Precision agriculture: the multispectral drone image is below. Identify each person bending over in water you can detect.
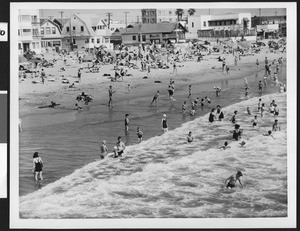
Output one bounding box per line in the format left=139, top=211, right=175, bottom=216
left=32, top=152, right=43, bottom=181
left=187, top=131, right=194, bottom=143
left=231, top=124, right=243, bottom=141
left=225, top=171, right=243, bottom=189
left=262, top=130, right=275, bottom=139
left=219, top=141, right=230, bottom=150
left=100, top=140, right=108, bottom=159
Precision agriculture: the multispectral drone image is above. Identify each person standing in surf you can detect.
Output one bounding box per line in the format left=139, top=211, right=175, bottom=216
left=124, top=114, right=129, bottom=131
left=32, top=152, right=43, bottom=181
left=187, top=85, right=192, bottom=98
left=187, top=131, right=194, bottom=143
left=136, top=127, right=143, bottom=143
left=209, top=108, right=216, bottom=123
left=114, top=136, right=126, bottom=158
left=100, top=140, right=108, bottom=159
left=224, top=171, right=243, bottom=189
left=231, top=124, right=243, bottom=141
left=108, top=85, right=116, bottom=107
left=150, top=90, right=160, bottom=106
left=162, top=114, right=168, bottom=133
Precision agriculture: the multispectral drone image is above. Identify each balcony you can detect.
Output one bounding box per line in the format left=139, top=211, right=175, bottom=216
left=31, top=21, right=40, bottom=25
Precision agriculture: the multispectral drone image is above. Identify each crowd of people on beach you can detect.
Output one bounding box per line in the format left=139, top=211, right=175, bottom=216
left=23, top=40, right=286, bottom=190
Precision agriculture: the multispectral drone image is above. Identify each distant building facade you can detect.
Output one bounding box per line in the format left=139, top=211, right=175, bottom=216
left=18, top=9, right=42, bottom=54
left=141, top=9, right=157, bottom=24
left=252, top=15, right=286, bottom=38
left=61, top=14, right=113, bottom=51
left=157, top=8, right=188, bottom=23
left=40, top=19, right=62, bottom=52
left=121, top=23, right=187, bottom=45
left=187, top=13, right=254, bottom=39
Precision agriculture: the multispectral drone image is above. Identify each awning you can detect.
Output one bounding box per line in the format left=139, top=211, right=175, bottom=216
left=208, top=18, right=238, bottom=22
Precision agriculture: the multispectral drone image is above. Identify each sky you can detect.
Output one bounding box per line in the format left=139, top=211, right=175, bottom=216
left=40, top=8, right=286, bottom=24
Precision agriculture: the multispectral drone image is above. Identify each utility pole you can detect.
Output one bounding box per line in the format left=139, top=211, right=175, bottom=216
left=124, top=12, right=129, bottom=31
left=259, top=8, right=262, bottom=25
left=106, top=13, right=113, bottom=29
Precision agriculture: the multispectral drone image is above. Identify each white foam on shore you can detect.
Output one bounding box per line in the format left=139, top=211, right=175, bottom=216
left=19, top=92, right=287, bottom=219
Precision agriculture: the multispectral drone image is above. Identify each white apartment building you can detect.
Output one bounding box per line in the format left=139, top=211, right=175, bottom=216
left=187, top=13, right=252, bottom=39
left=156, top=8, right=188, bottom=23
left=18, top=9, right=42, bottom=54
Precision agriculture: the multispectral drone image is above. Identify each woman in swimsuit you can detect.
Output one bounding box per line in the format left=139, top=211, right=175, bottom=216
left=225, top=171, right=243, bottom=189
left=32, top=152, right=43, bottom=181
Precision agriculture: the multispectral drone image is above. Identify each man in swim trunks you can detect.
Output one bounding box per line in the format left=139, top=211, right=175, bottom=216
left=272, top=119, right=281, bottom=131
left=100, top=140, right=108, bottom=159
left=225, top=171, right=243, bottom=189
left=124, top=114, right=129, bottom=131
left=162, top=114, right=168, bottom=133
left=108, top=85, right=116, bottom=107
left=150, top=90, right=160, bottom=106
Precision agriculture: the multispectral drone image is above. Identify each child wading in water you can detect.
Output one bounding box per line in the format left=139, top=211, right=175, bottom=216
left=136, top=127, right=143, bottom=143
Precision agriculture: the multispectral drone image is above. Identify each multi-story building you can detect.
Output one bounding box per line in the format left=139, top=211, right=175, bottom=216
left=187, top=13, right=254, bottom=39
left=61, top=14, right=113, bottom=51
left=157, top=8, right=188, bottom=23
left=251, top=15, right=286, bottom=38
left=141, top=9, right=157, bottom=24
left=40, top=19, right=62, bottom=52
left=18, top=9, right=42, bottom=54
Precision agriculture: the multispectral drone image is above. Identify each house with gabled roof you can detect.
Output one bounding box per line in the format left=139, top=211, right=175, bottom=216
left=61, top=13, right=113, bottom=51
left=40, top=19, right=62, bottom=52
left=120, top=22, right=187, bottom=45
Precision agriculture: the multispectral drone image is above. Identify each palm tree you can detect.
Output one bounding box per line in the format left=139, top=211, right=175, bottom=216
left=188, top=8, right=196, bottom=16
left=242, top=17, right=250, bottom=35
left=175, top=8, right=184, bottom=21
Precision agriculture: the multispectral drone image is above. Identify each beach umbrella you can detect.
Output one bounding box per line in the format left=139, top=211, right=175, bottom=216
left=256, top=41, right=266, bottom=47
left=19, top=56, right=28, bottom=63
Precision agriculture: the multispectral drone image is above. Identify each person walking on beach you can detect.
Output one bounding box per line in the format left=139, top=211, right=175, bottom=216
left=172, top=62, right=177, bottom=74
left=41, top=69, right=46, bottom=84
left=100, top=140, right=108, bottom=159
left=256, top=59, right=259, bottom=68
left=108, top=85, right=116, bottom=107
left=225, top=171, right=243, bottom=189
left=187, top=85, right=192, bottom=98
left=187, top=131, right=194, bottom=143
left=150, top=90, right=160, bottom=106
left=214, top=86, right=221, bottom=97
left=226, top=65, right=230, bottom=75
left=230, top=110, right=238, bottom=124
left=136, top=127, right=143, bottom=143
left=251, top=115, right=258, bottom=128
left=32, top=152, right=43, bottom=181
left=162, top=114, right=168, bottom=133
left=77, top=68, right=82, bottom=83
left=272, top=119, right=281, bottom=131
left=124, top=114, right=129, bottom=131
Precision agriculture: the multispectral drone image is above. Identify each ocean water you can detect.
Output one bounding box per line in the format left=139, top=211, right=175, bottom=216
left=19, top=59, right=287, bottom=218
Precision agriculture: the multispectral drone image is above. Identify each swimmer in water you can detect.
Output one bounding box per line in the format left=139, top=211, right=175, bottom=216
left=272, top=119, right=281, bottom=131
left=224, top=171, right=243, bottom=189
left=219, top=141, right=231, bottom=150
left=247, top=107, right=251, bottom=115
left=100, top=140, right=108, bottom=159
left=187, top=131, right=194, bottom=143
left=239, top=141, right=246, bottom=147
left=262, top=130, right=275, bottom=139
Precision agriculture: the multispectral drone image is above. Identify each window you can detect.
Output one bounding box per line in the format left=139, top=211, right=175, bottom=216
left=18, top=43, right=22, bottom=50
left=66, top=27, right=70, bottom=32
left=53, top=41, right=61, bottom=46
left=23, top=29, right=31, bottom=33
left=105, top=38, right=109, bottom=43
left=47, top=42, right=52, bottom=47
left=41, top=28, right=44, bottom=34
left=192, top=22, right=194, bottom=28
left=97, top=38, right=100, bottom=43
left=32, top=42, right=35, bottom=49
left=73, top=39, right=76, bottom=44
left=46, top=27, right=51, bottom=34
left=36, top=42, right=39, bottom=49
left=67, top=38, right=70, bottom=43
left=132, top=35, right=136, bottom=40
left=73, top=26, right=75, bottom=31
left=81, top=26, right=84, bottom=32
left=18, top=29, right=20, bottom=36
left=91, top=38, right=94, bottom=43
left=203, top=21, right=206, bottom=27
left=142, top=35, right=146, bottom=42
left=52, top=27, right=56, bottom=34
